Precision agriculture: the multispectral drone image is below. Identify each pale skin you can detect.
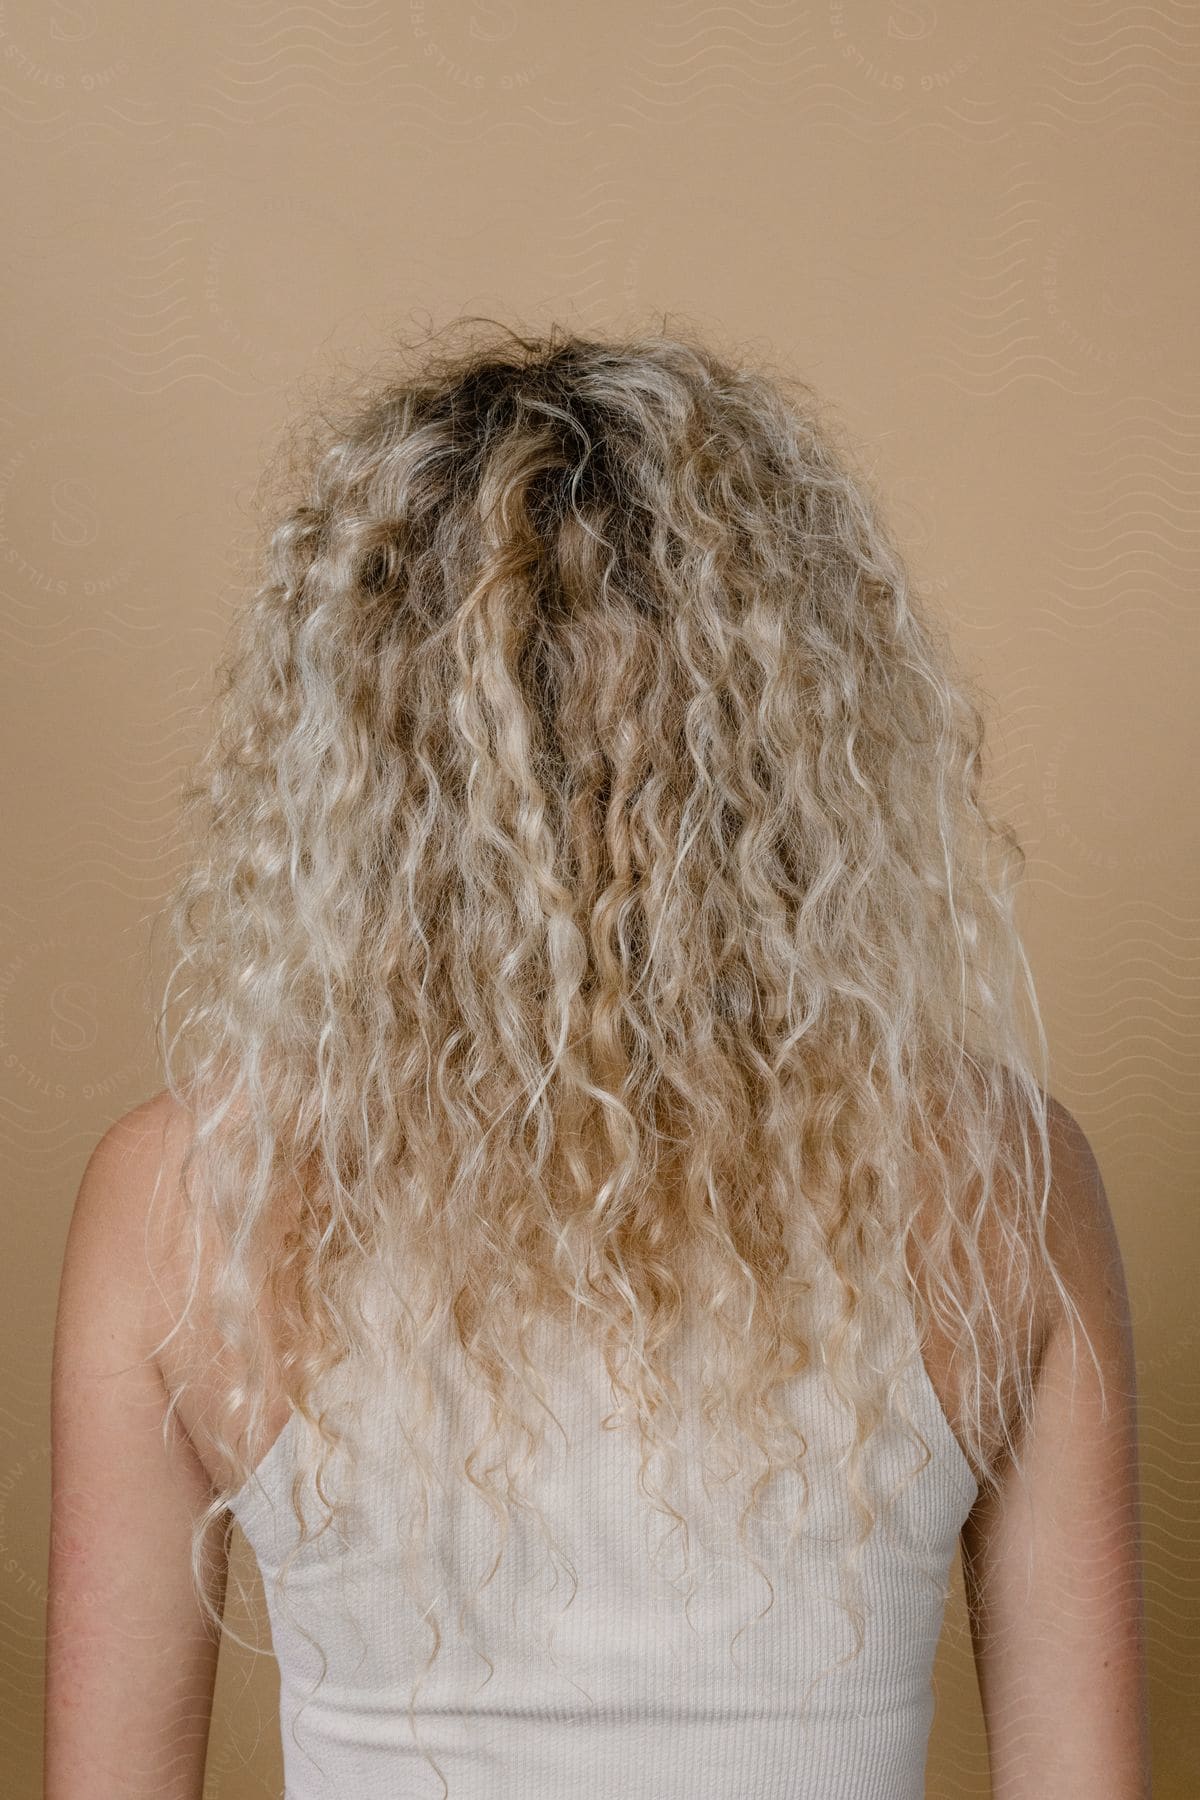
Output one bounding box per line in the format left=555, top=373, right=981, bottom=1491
left=45, top=1088, right=1150, bottom=1798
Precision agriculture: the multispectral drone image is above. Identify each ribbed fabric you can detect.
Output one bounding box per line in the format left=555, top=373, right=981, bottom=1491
left=230, top=1263, right=978, bottom=1800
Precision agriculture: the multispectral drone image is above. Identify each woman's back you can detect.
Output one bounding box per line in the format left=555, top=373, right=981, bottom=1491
left=228, top=1250, right=977, bottom=1800
left=45, top=325, right=1148, bottom=1800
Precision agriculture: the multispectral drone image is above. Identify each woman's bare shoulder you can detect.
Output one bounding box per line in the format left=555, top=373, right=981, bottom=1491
left=73, top=1084, right=288, bottom=1280
left=79, top=1085, right=189, bottom=1173
left=911, top=1086, right=1125, bottom=1483
left=68, top=1090, right=257, bottom=1455
left=47, top=1089, right=240, bottom=1797
left=67, top=1090, right=193, bottom=1304
left=959, top=1097, right=1148, bottom=1793
left=1040, top=1094, right=1128, bottom=1318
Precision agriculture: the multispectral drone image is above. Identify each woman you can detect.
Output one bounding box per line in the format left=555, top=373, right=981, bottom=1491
left=46, top=321, right=1149, bottom=1798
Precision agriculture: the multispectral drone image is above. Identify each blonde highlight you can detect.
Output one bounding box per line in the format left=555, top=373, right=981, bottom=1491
left=150, top=316, right=1082, bottom=1787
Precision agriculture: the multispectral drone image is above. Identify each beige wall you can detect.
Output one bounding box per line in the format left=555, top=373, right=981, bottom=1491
left=5, top=2, right=1196, bottom=1793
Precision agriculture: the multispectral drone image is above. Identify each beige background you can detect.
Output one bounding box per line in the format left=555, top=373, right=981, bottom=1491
left=4, top=2, right=1197, bottom=1794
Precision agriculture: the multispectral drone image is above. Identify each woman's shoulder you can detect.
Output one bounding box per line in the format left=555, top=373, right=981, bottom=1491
left=912, top=1088, right=1123, bottom=1486
left=1040, top=1094, right=1125, bottom=1306
left=73, top=1084, right=292, bottom=1273
left=956, top=1100, right=1147, bottom=1789
left=69, top=1088, right=227, bottom=1316
left=62, top=1087, right=203, bottom=1397
left=78, top=1085, right=188, bottom=1174
left=65, top=1088, right=290, bottom=1489
left=66, top=1090, right=192, bottom=1308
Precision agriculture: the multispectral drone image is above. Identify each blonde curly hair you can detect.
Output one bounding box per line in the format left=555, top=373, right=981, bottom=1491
left=151, top=315, right=1081, bottom=1761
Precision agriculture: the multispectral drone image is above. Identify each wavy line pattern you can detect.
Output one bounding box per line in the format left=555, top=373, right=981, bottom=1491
left=3, top=0, right=1197, bottom=1795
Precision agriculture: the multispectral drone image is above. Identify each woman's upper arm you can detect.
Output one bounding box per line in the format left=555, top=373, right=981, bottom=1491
left=961, top=1099, right=1151, bottom=1800
left=45, top=1093, right=229, bottom=1800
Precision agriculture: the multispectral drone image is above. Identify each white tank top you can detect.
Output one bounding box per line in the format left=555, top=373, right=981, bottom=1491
left=229, top=1260, right=978, bottom=1800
